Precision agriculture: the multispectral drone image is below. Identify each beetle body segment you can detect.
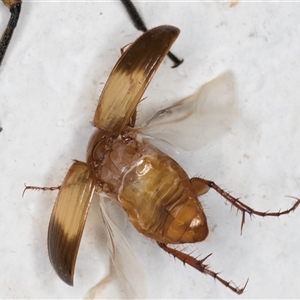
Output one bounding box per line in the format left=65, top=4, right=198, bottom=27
left=87, top=129, right=208, bottom=244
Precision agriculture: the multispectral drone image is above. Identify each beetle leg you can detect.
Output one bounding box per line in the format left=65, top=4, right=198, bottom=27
left=120, top=0, right=183, bottom=68
left=0, top=0, right=22, bottom=66
left=22, top=184, right=61, bottom=197
left=190, top=177, right=210, bottom=195
left=128, top=109, right=137, bottom=128
left=191, top=177, right=300, bottom=233
left=157, top=242, right=248, bottom=295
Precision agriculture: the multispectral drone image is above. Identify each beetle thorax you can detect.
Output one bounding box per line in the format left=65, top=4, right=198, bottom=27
left=87, top=129, right=159, bottom=195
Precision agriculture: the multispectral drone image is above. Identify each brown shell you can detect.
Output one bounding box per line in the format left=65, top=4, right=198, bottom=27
left=48, top=161, right=95, bottom=285
left=93, top=25, right=180, bottom=136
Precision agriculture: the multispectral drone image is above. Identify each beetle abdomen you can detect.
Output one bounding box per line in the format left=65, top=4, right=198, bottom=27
left=118, top=151, right=208, bottom=244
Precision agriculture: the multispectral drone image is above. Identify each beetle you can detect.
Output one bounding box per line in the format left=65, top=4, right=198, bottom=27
left=23, top=23, right=300, bottom=296
left=0, top=0, right=22, bottom=66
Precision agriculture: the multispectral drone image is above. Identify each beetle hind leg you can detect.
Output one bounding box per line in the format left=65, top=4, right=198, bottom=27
left=157, top=242, right=248, bottom=295
left=191, top=177, right=300, bottom=233
left=190, top=177, right=210, bottom=196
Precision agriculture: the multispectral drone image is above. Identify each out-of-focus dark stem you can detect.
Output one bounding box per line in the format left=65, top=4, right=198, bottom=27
left=0, top=1, right=22, bottom=66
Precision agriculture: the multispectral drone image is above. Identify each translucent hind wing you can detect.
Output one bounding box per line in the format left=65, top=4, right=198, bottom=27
left=139, top=71, right=238, bottom=151
left=92, top=197, right=146, bottom=299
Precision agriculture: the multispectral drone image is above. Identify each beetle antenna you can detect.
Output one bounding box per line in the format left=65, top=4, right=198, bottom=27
left=120, top=0, right=183, bottom=68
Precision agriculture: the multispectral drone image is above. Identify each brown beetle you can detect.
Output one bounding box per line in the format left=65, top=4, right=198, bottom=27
left=24, top=24, right=300, bottom=296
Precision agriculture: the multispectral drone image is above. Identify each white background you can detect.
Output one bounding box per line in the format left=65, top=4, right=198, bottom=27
left=1, top=0, right=300, bottom=299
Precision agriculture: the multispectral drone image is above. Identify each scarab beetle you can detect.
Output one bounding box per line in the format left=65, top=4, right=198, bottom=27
left=24, top=24, right=299, bottom=296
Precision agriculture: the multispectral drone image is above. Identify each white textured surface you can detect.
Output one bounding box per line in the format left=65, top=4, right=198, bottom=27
left=1, top=1, right=300, bottom=299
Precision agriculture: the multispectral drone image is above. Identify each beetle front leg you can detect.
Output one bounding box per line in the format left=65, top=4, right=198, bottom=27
left=22, top=184, right=61, bottom=197
left=128, top=109, right=137, bottom=128
left=191, top=177, right=300, bottom=233
left=157, top=242, right=248, bottom=295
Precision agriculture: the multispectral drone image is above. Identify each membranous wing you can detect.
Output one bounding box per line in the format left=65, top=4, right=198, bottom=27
left=86, top=197, right=146, bottom=299
left=139, top=71, right=238, bottom=151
